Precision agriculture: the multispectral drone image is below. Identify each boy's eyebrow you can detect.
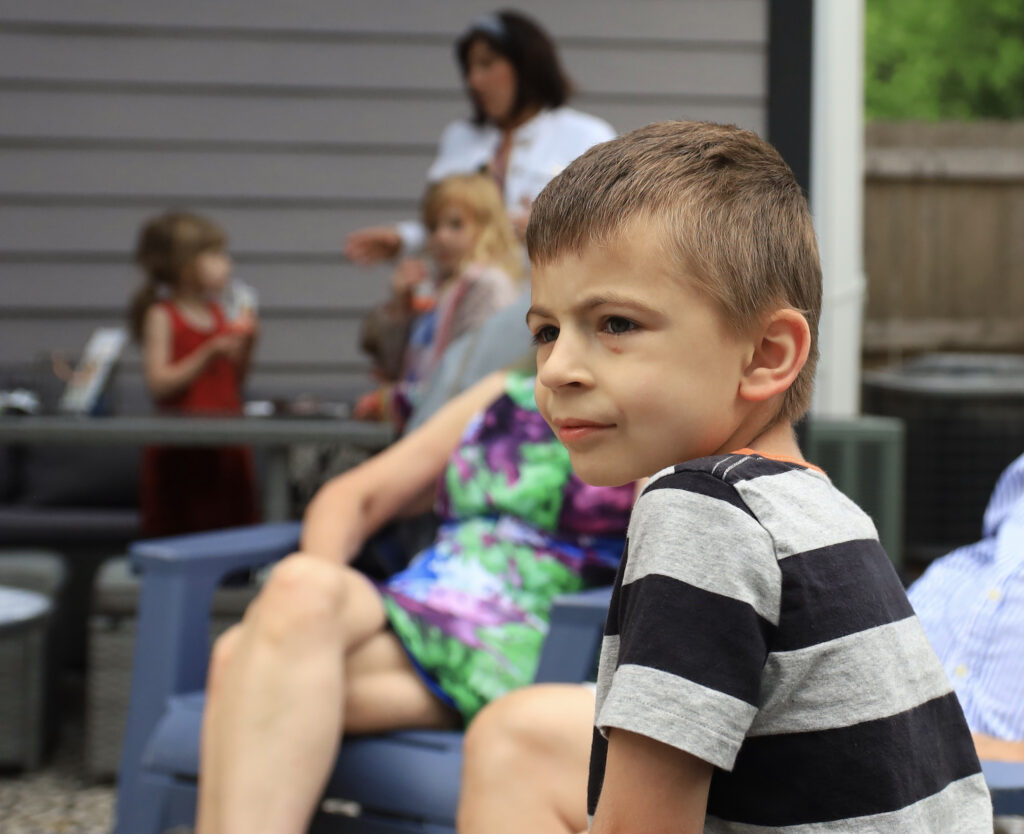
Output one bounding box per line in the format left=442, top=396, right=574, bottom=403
left=525, top=304, right=549, bottom=324
left=527, top=293, right=658, bottom=324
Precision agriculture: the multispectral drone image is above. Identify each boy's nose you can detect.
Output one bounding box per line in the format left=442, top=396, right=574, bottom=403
left=537, top=332, right=592, bottom=390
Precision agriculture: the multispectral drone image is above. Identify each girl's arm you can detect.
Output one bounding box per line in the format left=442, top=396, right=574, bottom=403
left=344, top=226, right=403, bottom=264
left=301, top=371, right=508, bottom=564
left=141, top=305, right=242, bottom=401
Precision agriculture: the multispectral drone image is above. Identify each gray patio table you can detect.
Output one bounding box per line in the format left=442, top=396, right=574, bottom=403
left=0, top=414, right=394, bottom=521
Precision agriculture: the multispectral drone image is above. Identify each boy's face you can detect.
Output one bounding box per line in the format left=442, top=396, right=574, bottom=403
left=529, top=225, right=754, bottom=486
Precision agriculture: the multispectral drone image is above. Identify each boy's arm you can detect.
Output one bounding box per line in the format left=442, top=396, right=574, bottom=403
left=590, top=728, right=712, bottom=834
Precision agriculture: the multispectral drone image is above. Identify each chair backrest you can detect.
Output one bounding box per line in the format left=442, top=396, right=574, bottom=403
left=534, top=587, right=611, bottom=684
left=982, top=759, right=1024, bottom=816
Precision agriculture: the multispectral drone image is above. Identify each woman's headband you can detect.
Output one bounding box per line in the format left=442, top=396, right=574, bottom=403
left=463, top=13, right=506, bottom=44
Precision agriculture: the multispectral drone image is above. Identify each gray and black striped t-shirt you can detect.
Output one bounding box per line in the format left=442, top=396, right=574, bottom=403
left=589, top=452, right=992, bottom=832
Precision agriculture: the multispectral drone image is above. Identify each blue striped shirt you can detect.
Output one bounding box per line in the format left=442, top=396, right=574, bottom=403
left=908, top=452, right=1024, bottom=740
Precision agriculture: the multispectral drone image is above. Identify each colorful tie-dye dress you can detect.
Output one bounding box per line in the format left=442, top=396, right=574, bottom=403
left=379, top=372, right=634, bottom=720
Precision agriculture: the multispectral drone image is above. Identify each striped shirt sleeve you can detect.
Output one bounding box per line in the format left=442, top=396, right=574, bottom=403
left=594, top=469, right=780, bottom=771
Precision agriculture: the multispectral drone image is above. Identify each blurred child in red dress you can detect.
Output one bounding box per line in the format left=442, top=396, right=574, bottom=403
left=128, top=211, right=260, bottom=536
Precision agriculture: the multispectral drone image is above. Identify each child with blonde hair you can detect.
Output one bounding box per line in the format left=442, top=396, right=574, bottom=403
left=356, top=173, right=523, bottom=425
left=129, top=210, right=259, bottom=536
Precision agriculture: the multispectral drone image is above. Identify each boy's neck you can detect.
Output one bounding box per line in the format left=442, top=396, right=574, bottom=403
left=733, top=419, right=804, bottom=462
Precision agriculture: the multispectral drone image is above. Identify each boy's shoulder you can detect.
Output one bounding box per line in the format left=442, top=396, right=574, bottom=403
left=638, top=451, right=876, bottom=553
left=642, top=451, right=826, bottom=496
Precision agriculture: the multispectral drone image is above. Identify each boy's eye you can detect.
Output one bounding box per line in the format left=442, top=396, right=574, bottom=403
left=602, top=316, right=637, bottom=335
left=531, top=324, right=558, bottom=345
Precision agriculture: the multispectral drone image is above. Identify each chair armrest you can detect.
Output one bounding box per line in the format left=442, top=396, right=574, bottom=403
left=117, top=521, right=301, bottom=810
left=126, top=520, right=302, bottom=696
left=534, top=586, right=612, bottom=684
left=131, top=520, right=303, bottom=577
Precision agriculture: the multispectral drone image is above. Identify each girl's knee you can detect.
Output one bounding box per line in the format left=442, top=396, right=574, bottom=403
left=207, top=623, right=244, bottom=695
left=250, top=554, right=349, bottom=645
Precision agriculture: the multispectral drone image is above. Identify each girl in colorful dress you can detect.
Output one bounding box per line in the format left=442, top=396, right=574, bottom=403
left=196, top=370, right=636, bottom=834
left=356, top=173, right=523, bottom=425
left=128, top=211, right=260, bottom=536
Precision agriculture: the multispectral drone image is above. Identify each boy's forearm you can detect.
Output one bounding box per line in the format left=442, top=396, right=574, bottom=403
left=590, top=729, right=711, bottom=834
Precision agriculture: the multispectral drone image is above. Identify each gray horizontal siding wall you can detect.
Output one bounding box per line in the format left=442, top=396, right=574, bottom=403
left=0, top=0, right=768, bottom=399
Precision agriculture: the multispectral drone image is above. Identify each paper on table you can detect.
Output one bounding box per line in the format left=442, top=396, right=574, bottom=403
left=59, top=327, right=128, bottom=415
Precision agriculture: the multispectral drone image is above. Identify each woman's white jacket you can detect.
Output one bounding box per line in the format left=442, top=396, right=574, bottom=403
left=396, top=107, right=616, bottom=253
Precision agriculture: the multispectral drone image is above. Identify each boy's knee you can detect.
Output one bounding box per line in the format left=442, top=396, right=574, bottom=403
left=250, top=554, right=348, bottom=645
left=464, top=688, right=546, bottom=771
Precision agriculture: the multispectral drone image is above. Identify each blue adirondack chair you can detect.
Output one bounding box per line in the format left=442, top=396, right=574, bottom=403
left=112, top=521, right=612, bottom=834
left=984, top=759, right=1024, bottom=817
left=112, top=521, right=1024, bottom=831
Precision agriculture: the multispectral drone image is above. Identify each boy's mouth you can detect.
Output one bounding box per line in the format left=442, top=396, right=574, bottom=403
left=552, top=418, right=614, bottom=445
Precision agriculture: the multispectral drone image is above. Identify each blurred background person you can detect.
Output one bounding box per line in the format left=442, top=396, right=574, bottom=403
left=128, top=211, right=259, bottom=536
left=344, top=9, right=615, bottom=263
left=355, top=173, right=523, bottom=427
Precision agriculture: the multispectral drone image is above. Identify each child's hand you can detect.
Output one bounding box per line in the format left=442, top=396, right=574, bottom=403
left=230, top=310, right=259, bottom=338
left=391, top=258, right=429, bottom=296
left=209, top=332, right=248, bottom=364
left=345, top=226, right=402, bottom=264
left=353, top=386, right=392, bottom=421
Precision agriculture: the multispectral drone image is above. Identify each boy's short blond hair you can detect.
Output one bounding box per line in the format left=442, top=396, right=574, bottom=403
left=527, top=120, right=821, bottom=424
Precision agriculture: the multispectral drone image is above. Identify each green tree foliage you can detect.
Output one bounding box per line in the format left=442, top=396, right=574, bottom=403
left=865, top=0, right=1024, bottom=119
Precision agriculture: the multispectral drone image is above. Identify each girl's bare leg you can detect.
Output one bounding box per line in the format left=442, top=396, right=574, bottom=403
left=457, top=684, right=596, bottom=834
left=196, top=555, right=455, bottom=834
left=343, top=629, right=460, bottom=734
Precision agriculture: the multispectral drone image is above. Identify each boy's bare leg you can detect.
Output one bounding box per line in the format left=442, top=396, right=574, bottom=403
left=457, top=684, right=596, bottom=834
left=196, top=555, right=455, bottom=834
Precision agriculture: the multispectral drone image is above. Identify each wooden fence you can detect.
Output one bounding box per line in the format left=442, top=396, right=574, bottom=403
left=863, top=121, right=1024, bottom=360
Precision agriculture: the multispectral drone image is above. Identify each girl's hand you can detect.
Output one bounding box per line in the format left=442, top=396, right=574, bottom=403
left=391, top=258, right=429, bottom=296
left=209, top=332, right=248, bottom=364
left=345, top=226, right=402, bottom=264
left=230, top=310, right=259, bottom=337
left=353, top=386, right=392, bottom=421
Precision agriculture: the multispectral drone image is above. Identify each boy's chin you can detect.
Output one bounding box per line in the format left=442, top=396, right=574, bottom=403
left=571, top=459, right=640, bottom=489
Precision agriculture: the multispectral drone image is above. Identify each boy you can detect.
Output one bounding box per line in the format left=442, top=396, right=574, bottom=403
left=523, top=121, right=992, bottom=831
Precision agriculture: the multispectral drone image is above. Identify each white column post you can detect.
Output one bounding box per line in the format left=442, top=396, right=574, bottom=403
left=809, top=0, right=866, bottom=417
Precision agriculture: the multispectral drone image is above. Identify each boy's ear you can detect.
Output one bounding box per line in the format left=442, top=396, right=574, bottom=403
left=738, top=308, right=811, bottom=403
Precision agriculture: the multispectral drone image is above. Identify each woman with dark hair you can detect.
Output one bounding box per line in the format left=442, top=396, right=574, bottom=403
left=345, top=9, right=615, bottom=263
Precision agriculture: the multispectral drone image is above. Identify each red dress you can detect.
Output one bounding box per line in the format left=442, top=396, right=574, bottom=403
left=140, top=301, right=259, bottom=536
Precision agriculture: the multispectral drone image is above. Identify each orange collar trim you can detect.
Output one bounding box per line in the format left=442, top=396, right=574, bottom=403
left=730, top=448, right=827, bottom=476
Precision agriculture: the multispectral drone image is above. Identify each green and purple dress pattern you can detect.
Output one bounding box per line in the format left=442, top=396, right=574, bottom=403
left=379, top=372, right=633, bottom=720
